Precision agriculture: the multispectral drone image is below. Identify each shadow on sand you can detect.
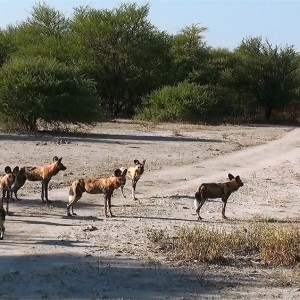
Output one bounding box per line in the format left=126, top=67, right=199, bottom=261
left=0, top=253, right=275, bottom=299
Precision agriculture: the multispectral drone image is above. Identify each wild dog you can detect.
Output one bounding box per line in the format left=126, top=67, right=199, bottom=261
left=0, top=204, right=5, bottom=240
left=0, top=166, right=19, bottom=214
left=11, top=156, right=67, bottom=203
left=194, top=173, right=244, bottom=220
left=123, top=159, right=146, bottom=200
left=67, top=168, right=127, bottom=218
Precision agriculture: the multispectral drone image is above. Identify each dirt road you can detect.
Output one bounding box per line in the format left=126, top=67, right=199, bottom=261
left=0, top=122, right=299, bottom=299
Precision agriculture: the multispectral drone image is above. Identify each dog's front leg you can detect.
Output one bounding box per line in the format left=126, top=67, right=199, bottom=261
left=107, top=192, right=114, bottom=217
left=44, top=179, right=51, bottom=203
left=120, top=185, right=126, bottom=198
left=104, top=194, right=109, bottom=218
left=0, top=226, right=4, bottom=240
left=132, top=181, right=137, bottom=200
left=3, top=191, right=10, bottom=215
left=221, top=196, right=229, bottom=219
left=5, top=195, right=9, bottom=215
left=41, top=180, right=45, bottom=202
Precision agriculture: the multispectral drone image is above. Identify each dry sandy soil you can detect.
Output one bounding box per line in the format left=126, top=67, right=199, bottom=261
left=0, top=120, right=300, bottom=299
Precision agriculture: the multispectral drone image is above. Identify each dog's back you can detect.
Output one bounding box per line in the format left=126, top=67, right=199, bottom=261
left=197, top=183, right=229, bottom=200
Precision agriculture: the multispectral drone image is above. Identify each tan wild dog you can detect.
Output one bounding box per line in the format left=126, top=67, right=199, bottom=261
left=11, top=156, right=67, bottom=203
left=122, top=159, right=146, bottom=200
left=194, top=173, right=244, bottom=220
left=1, top=166, right=19, bottom=214
left=0, top=203, right=5, bottom=240
left=67, top=168, right=127, bottom=218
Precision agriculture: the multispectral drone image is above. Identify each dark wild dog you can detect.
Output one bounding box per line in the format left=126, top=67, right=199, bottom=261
left=0, top=204, right=5, bottom=240
left=11, top=156, right=67, bottom=203
left=194, top=173, right=244, bottom=220
left=122, top=159, right=146, bottom=200
left=1, top=166, right=19, bottom=214
left=67, top=168, right=127, bottom=218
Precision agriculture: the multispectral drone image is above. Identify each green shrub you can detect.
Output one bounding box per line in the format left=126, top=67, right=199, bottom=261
left=0, top=55, right=101, bottom=131
left=136, top=81, right=224, bottom=123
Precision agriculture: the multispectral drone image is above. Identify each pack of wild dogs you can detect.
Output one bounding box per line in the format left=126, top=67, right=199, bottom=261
left=0, top=156, right=244, bottom=240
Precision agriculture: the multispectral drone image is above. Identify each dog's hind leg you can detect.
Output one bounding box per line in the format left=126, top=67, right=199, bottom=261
left=67, top=195, right=82, bottom=216
left=67, top=185, right=83, bottom=216
left=194, top=197, right=206, bottom=220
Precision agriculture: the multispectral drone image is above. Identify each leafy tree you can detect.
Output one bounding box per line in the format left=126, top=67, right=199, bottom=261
left=0, top=56, right=101, bottom=131
left=171, top=24, right=209, bottom=83
left=71, top=3, right=173, bottom=117
left=11, top=2, right=76, bottom=64
left=190, top=48, right=236, bottom=85
left=233, top=37, right=300, bottom=119
left=0, top=29, right=18, bottom=67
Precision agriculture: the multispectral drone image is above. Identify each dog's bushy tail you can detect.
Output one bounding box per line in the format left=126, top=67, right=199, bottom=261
left=194, top=185, right=206, bottom=209
left=195, top=185, right=205, bottom=200
left=194, top=186, right=202, bottom=209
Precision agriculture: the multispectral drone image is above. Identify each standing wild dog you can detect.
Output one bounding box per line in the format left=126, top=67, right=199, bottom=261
left=0, top=166, right=19, bottom=214
left=11, top=156, right=67, bottom=203
left=122, top=159, right=146, bottom=200
left=67, top=168, right=127, bottom=218
left=0, top=204, right=5, bottom=240
left=194, top=173, right=244, bottom=220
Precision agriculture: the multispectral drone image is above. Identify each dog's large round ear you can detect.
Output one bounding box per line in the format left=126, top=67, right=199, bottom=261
left=228, top=173, right=234, bottom=180
left=114, top=169, right=122, bottom=177
left=134, top=159, right=140, bottom=165
left=4, top=166, right=12, bottom=174
left=13, top=166, right=20, bottom=173
left=122, top=168, right=128, bottom=176
left=53, top=156, right=59, bottom=162
left=142, top=159, right=146, bottom=165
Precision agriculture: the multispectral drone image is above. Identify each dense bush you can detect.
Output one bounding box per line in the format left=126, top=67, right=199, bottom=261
left=136, top=81, right=227, bottom=122
left=0, top=56, right=101, bottom=131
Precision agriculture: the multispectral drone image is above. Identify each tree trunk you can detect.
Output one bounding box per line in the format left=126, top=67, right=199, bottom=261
left=264, top=105, right=272, bottom=120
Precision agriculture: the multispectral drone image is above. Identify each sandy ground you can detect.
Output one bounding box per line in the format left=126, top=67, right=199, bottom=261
left=0, top=120, right=300, bottom=299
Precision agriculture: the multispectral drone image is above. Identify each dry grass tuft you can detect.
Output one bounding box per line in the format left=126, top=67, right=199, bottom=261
left=147, top=223, right=300, bottom=266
